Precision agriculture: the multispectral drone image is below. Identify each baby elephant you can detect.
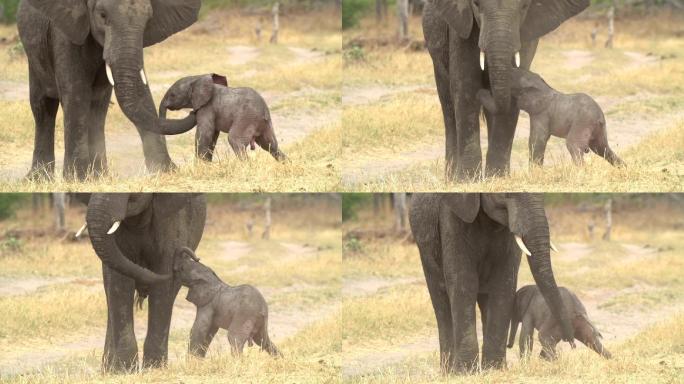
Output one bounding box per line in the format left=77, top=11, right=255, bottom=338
left=477, top=68, right=624, bottom=167
left=159, top=73, right=286, bottom=162
left=509, top=285, right=612, bottom=360
left=173, top=247, right=281, bottom=358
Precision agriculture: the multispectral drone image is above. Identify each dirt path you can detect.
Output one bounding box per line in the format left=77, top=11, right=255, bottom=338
left=342, top=241, right=684, bottom=378
left=342, top=90, right=684, bottom=186
left=0, top=240, right=337, bottom=377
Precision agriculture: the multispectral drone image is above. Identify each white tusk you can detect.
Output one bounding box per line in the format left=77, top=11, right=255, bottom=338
left=75, top=223, right=87, bottom=238
left=515, top=52, right=521, bottom=68
left=140, top=69, right=147, bottom=85
left=106, top=64, right=115, bottom=86
left=515, top=235, right=531, bottom=256
left=107, top=221, right=121, bottom=235
left=550, top=240, right=559, bottom=252
left=480, top=51, right=485, bottom=70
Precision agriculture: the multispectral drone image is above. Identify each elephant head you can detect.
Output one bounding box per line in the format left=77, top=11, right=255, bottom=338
left=26, top=0, right=201, bottom=135
left=158, top=73, right=228, bottom=134
left=444, top=193, right=574, bottom=343
left=432, top=0, right=588, bottom=112
left=86, top=193, right=196, bottom=285
left=477, top=69, right=554, bottom=114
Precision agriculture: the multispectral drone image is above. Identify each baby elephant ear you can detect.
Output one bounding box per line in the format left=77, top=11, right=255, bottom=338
left=211, top=74, right=228, bottom=87
left=190, top=75, right=215, bottom=110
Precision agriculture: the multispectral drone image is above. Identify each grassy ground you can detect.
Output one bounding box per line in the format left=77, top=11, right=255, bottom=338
left=341, top=11, right=684, bottom=192
left=0, top=195, right=342, bottom=383
left=341, top=194, right=684, bottom=383
left=0, top=7, right=341, bottom=192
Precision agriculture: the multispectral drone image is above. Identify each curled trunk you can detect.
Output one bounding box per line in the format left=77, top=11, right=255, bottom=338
left=86, top=195, right=170, bottom=285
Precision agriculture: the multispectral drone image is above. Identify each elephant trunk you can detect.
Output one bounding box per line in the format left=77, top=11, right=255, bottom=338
left=159, top=94, right=168, bottom=120
left=86, top=194, right=170, bottom=285
left=485, top=36, right=514, bottom=113
left=523, top=204, right=574, bottom=343
left=108, top=41, right=196, bottom=136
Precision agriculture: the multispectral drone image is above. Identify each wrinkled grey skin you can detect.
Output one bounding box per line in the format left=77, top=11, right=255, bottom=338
left=509, top=285, right=612, bottom=360
left=423, top=0, right=589, bottom=180
left=85, top=193, right=206, bottom=372
left=173, top=247, right=281, bottom=358
left=158, top=74, right=286, bottom=162
left=17, top=0, right=200, bottom=181
left=409, top=193, right=574, bottom=374
left=477, top=68, right=625, bottom=167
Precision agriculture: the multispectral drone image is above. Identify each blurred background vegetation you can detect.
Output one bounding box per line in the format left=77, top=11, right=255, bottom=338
left=342, top=0, right=684, bottom=29
left=0, top=0, right=340, bottom=24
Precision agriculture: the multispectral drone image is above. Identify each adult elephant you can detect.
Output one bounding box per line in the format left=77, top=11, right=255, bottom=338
left=17, top=0, right=200, bottom=180
left=83, top=193, right=206, bottom=372
left=409, top=193, right=574, bottom=373
left=423, top=0, right=589, bottom=180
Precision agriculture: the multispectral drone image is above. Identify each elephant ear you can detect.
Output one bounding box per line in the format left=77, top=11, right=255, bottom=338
left=521, top=0, right=589, bottom=42
left=186, top=283, right=219, bottom=307
left=26, top=0, right=90, bottom=45
left=211, top=73, right=228, bottom=87
left=431, top=0, right=473, bottom=39
left=443, top=193, right=480, bottom=223
left=190, top=75, right=215, bottom=110
left=481, top=194, right=510, bottom=227
left=143, top=0, right=201, bottom=47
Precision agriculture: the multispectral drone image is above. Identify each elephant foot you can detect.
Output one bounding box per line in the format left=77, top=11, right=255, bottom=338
left=102, top=351, right=139, bottom=374
left=481, top=356, right=506, bottom=370
left=25, top=163, right=55, bottom=182
left=145, top=156, right=177, bottom=174
left=142, top=354, right=168, bottom=369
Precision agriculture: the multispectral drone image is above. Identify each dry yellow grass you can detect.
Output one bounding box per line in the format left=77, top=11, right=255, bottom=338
left=341, top=11, right=684, bottom=192
left=0, top=8, right=341, bottom=192
left=0, top=196, right=342, bottom=383
left=341, top=195, right=684, bottom=382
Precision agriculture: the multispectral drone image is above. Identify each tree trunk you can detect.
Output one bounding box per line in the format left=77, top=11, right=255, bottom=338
left=262, top=197, right=272, bottom=240
left=53, top=193, right=66, bottom=232
left=605, top=3, right=614, bottom=49
left=270, top=2, right=280, bottom=44
left=602, top=199, right=612, bottom=241
left=397, top=0, right=409, bottom=41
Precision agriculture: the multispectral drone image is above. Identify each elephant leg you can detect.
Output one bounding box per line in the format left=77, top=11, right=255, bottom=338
left=195, top=124, right=219, bottom=162
left=255, top=129, right=287, bottom=162
left=538, top=322, right=560, bottom=361
left=188, top=309, right=217, bottom=358
left=573, top=316, right=612, bottom=359
left=441, top=222, right=479, bottom=372
left=102, top=265, right=139, bottom=373
left=135, top=127, right=175, bottom=173
left=481, top=244, right=519, bottom=369
left=528, top=118, right=550, bottom=167
left=484, top=39, right=538, bottom=177
left=27, top=70, right=58, bottom=180
left=228, top=130, right=250, bottom=160
left=228, top=319, right=255, bottom=357
left=87, top=85, right=112, bottom=176
left=518, top=316, right=534, bottom=359
left=589, top=133, right=624, bottom=167
left=449, top=26, right=484, bottom=181
left=60, top=87, right=93, bottom=181
left=417, top=238, right=456, bottom=373
left=142, top=257, right=181, bottom=368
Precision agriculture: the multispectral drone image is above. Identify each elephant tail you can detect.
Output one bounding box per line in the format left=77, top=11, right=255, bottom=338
left=134, top=285, right=149, bottom=310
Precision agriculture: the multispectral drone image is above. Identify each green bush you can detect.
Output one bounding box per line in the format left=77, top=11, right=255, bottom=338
left=342, top=193, right=371, bottom=221
left=342, top=0, right=370, bottom=29
left=0, top=0, right=20, bottom=24
left=0, top=194, right=27, bottom=220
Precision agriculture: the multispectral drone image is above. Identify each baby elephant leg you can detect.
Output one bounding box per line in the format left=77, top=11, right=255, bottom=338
left=195, top=126, right=220, bottom=162
left=256, top=127, right=287, bottom=162
left=189, top=310, right=218, bottom=358
left=589, top=133, right=625, bottom=167
left=573, top=316, right=612, bottom=359
left=538, top=321, right=560, bottom=361
left=528, top=119, right=550, bottom=166
left=227, top=130, right=251, bottom=161
left=227, top=319, right=255, bottom=357
left=566, top=124, right=591, bottom=166
left=253, top=323, right=282, bottom=358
